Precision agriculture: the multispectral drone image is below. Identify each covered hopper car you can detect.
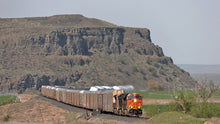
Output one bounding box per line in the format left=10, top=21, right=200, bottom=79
left=41, top=85, right=143, bottom=116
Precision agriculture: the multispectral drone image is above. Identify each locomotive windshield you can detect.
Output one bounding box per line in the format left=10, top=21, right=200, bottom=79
left=128, top=95, right=134, bottom=100
left=127, top=94, right=142, bottom=100
left=135, top=95, right=142, bottom=100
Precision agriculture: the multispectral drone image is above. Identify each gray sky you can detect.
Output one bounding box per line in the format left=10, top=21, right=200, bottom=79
left=0, top=0, right=220, bottom=64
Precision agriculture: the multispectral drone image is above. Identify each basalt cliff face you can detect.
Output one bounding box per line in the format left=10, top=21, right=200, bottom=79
left=0, top=15, right=195, bottom=93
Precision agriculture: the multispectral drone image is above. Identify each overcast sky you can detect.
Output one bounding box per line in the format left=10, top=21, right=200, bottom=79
left=0, top=0, right=219, bottom=65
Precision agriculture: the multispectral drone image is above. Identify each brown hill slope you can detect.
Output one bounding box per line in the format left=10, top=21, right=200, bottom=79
left=0, top=15, right=195, bottom=93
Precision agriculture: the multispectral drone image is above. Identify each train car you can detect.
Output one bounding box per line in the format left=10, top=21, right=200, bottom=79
left=82, top=90, right=99, bottom=110
left=41, top=85, right=143, bottom=116
left=55, top=87, right=61, bottom=101
left=102, top=90, right=114, bottom=112
left=41, top=85, right=46, bottom=97
left=65, top=89, right=72, bottom=104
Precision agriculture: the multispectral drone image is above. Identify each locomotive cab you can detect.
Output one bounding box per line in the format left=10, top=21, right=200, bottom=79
left=127, top=93, right=143, bottom=116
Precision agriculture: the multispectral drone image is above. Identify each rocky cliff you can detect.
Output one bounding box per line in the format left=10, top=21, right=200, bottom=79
left=0, top=15, right=195, bottom=93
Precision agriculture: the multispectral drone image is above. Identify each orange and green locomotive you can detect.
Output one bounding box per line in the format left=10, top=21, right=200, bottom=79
left=113, top=92, right=143, bottom=116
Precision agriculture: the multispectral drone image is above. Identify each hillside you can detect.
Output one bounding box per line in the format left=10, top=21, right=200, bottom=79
left=0, top=14, right=195, bottom=93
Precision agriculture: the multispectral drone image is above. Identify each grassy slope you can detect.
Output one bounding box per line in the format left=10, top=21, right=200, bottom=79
left=146, top=112, right=205, bottom=124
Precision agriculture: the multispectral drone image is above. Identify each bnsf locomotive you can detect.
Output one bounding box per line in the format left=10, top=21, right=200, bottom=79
left=41, top=85, right=143, bottom=116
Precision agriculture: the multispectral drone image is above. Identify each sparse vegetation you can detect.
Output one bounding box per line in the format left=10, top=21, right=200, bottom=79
left=190, top=103, right=220, bottom=118
left=65, top=112, right=78, bottom=123
left=146, top=80, right=164, bottom=91
left=0, top=95, right=17, bottom=106
left=3, top=114, right=10, bottom=122
left=171, top=80, right=220, bottom=118
left=146, top=112, right=205, bottom=124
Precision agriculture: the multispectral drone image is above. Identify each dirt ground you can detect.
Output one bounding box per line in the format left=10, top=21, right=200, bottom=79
left=143, top=99, right=174, bottom=105
left=204, top=117, right=220, bottom=124
left=0, top=94, right=68, bottom=123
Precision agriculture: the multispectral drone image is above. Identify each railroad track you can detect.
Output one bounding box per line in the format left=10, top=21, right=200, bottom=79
left=36, top=95, right=149, bottom=122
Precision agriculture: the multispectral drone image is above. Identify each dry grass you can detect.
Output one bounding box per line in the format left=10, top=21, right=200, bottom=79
left=0, top=95, right=68, bottom=123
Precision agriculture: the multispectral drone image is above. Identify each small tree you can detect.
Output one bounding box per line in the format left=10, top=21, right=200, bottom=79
left=190, top=79, right=219, bottom=118
left=173, top=90, right=196, bottom=113
left=193, top=79, right=218, bottom=103
left=173, top=78, right=219, bottom=117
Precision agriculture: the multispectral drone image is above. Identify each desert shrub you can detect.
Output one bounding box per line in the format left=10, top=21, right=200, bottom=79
left=132, top=66, right=138, bottom=73
left=154, top=63, right=160, bottom=68
left=149, top=67, right=155, bottom=72
left=147, top=80, right=164, bottom=91
left=152, top=70, right=158, bottom=77
left=139, top=68, right=146, bottom=75
left=159, top=70, right=166, bottom=76
left=166, top=77, right=173, bottom=82
left=119, top=58, right=127, bottom=65
left=146, top=57, right=152, bottom=65
left=135, top=49, right=142, bottom=55
left=143, top=76, right=147, bottom=80
left=172, top=71, right=177, bottom=77
left=3, top=114, right=10, bottom=121
left=117, top=67, right=122, bottom=72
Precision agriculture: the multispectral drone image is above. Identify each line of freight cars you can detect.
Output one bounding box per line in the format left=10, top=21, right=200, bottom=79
left=41, top=85, right=143, bottom=116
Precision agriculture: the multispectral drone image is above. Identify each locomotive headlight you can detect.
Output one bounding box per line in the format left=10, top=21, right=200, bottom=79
left=134, top=99, right=137, bottom=102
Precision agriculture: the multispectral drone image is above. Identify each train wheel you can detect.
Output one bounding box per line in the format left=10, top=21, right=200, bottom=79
left=92, top=109, right=101, bottom=116
left=119, top=110, right=122, bottom=115
left=113, top=109, right=117, bottom=114
left=124, top=110, right=128, bottom=116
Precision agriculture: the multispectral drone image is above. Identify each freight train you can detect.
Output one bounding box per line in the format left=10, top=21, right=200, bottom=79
left=41, top=85, right=143, bottom=116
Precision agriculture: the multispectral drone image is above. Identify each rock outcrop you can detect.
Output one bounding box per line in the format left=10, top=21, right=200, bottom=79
left=0, top=15, right=196, bottom=92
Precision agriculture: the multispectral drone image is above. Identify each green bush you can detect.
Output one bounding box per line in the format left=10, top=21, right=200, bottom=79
left=0, top=95, right=17, bottom=106
left=190, top=103, right=220, bottom=118
left=143, top=105, right=160, bottom=117
left=173, top=90, right=196, bottom=113
left=154, top=63, right=160, bottom=68
left=172, top=90, right=220, bottom=118
left=168, top=102, right=184, bottom=112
